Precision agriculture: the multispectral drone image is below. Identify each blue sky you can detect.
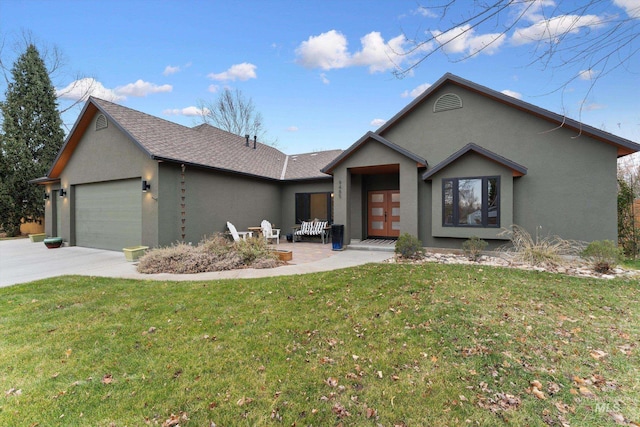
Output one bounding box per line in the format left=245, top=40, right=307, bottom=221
left=1, top=0, right=639, bottom=155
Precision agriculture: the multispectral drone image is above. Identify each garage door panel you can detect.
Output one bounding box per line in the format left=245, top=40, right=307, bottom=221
left=75, top=179, right=142, bottom=251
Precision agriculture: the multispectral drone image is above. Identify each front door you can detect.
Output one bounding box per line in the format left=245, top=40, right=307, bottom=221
left=367, top=190, right=400, bottom=238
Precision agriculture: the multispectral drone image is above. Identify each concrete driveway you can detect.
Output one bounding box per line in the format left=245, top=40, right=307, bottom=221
left=0, top=239, right=393, bottom=287
left=0, top=238, right=137, bottom=287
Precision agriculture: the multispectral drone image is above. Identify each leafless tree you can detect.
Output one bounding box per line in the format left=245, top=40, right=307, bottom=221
left=397, top=1, right=639, bottom=99
left=198, top=88, right=278, bottom=146
left=198, top=88, right=264, bottom=138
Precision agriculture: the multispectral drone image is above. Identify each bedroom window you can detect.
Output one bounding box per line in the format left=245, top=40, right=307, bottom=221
left=295, top=192, right=333, bottom=224
left=443, top=176, right=499, bottom=227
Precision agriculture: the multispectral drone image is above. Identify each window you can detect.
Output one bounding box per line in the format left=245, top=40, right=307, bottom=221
left=295, top=192, right=333, bottom=224
left=443, top=176, right=499, bottom=227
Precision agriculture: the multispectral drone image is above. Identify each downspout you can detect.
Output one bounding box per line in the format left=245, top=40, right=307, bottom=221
left=180, top=164, right=186, bottom=242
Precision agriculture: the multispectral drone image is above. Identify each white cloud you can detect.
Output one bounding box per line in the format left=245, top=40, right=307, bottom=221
left=614, top=0, right=640, bottom=18
left=584, top=103, right=606, bottom=111
left=163, top=65, right=180, bottom=76
left=295, top=30, right=410, bottom=73
left=511, top=14, right=604, bottom=46
left=413, top=6, right=438, bottom=18
left=208, top=84, right=219, bottom=93
left=286, top=126, right=299, bottom=132
left=115, top=80, right=172, bottom=97
left=295, top=30, right=350, bottom=70
left=351, top=32, right=407, bottom=73
left=163, top=106, right=209, bottom=117
left=431, top=25, right=506, bottom=56
left=320, top=73, right=330, bottom=84
left=401, top=82, right=431, bottom=98
left=370, top=118, right=386, bottom=127
left=56, top=78, right=125, bottom=102
left=578, top=69, right=599, bottom=80
left=501, top=89, right=522, bottom=99
left=516, top=0, right=557, bottom=22
left=208, top=63, right=257, bottom=81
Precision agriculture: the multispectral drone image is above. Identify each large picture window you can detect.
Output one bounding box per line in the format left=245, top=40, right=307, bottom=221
left=295, top=192, right=333, bottom=224
left=443, top=176, right=499, bottom=227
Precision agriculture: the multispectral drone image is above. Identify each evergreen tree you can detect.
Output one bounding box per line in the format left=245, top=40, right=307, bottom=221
left=0, top=44, right=64, bottom=236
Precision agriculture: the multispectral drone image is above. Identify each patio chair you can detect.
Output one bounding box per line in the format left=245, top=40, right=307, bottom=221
left=261, top=219, right=280, bottom=244
left=226, top=221, right=253, bottom=242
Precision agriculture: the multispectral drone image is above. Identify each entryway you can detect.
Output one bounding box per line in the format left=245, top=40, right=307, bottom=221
left=367, top=190, right=400, bottom=238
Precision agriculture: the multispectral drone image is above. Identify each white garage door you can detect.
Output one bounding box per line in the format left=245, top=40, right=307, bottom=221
left=75, top=179, right=142, bottom=251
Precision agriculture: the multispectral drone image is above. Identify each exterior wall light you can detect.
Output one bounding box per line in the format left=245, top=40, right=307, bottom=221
left=44, top=192, right=50, bottom=200
left=142, top=180, right=151, bottom=192
left=59, top=188, right=66, bottom=197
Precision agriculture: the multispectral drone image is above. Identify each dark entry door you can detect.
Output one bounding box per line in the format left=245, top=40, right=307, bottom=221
left=367, top=190, right=400, bottom=238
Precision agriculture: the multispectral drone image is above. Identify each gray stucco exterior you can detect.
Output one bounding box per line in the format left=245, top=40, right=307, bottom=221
left=36, top=73, right=639, bottom=252
left=324, top=73, right=639, bottom=249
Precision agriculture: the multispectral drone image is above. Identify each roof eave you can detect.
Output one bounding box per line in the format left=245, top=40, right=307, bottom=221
left=422, top=142, right=528, bottom=180
left=321, top=131, right=428, bottom=174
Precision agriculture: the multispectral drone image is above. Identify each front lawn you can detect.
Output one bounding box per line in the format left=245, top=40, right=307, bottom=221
left=1, top=264, right=638, bottom=426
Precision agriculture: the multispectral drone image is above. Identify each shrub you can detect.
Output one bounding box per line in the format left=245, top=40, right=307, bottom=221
left=462, top=236, right=488, bottom=261
left=581, top=240, right=623, bottom=273
left=395, top=233, right=423, bottom=259
left=137, top=234, right=279, bottom=274
left=499, top=225, right=584, bottom=267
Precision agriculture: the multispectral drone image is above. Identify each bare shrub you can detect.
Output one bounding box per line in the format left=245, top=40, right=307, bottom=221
left=499, top=225, right=585, bottom=267
left=136, top=234, right=280, bottom=274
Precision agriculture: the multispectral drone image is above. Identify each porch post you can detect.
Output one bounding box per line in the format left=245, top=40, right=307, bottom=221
left=399, top=160, right=419, bottom=237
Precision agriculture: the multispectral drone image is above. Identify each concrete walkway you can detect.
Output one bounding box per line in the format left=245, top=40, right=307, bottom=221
left=0, top=238, right=393, bottom=287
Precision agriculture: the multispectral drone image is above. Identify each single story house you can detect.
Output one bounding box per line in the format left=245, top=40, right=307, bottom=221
left=34, top=73, right=640, bottom=251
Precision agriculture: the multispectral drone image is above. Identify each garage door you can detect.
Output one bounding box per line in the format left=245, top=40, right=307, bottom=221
left=75, top=179, right=142, bottom=251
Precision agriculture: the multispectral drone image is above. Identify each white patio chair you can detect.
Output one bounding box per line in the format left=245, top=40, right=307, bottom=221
left=226, top=221, right=253, bottom=242
left=261, top=219, right=280, bottom=244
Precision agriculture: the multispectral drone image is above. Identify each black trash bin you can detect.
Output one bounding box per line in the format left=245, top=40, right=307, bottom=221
left=331, top=224, right=344, bottom=251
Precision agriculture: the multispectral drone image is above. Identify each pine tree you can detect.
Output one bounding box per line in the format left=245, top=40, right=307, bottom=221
left=0, top=44, right=64, bottom=236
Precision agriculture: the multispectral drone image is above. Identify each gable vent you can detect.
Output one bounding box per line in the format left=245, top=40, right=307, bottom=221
left=433, top=93, right=462, bottom=113
left=96, top=114, right=108, bottom=131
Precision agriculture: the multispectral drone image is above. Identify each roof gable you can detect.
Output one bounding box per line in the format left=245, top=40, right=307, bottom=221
left=321, top=131, right=427, bottom=174
left=377, top=73, right=640, bottom=157
left=422, top=143, right=527, bottom=180
left=48, top=97, right=340, bottom=181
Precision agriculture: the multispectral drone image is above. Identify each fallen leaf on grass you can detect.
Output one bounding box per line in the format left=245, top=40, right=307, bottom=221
left=162, top=412, right=188, bottom=427
left=590, top=350, right=608, bottom=360
left=326, top=377, right=339, bottom=387
left=101, top=374, right=114, bottom=384
left=365, top=407, right=377, bottom=419
left=5, top=388, right=22, bottom=396
left=237, top=397, right=254, bottom=406
left=579, top=386, right=595, bottom=398
left=332, top=403, right=351, bottom=418
left=554, top=401, right=575, bottom=414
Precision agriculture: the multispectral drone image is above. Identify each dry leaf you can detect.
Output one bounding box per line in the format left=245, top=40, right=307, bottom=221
left=365, top=407, right=377, bottom=419
left=579, top=386, right=595, bottom=398
left=532, top=387, right=546, bottom=400
left=101, top=374, right=113, bottom=384
left=236, top=396, right=253, bottom=406
left=590, top=350, right=608, bottom=360
left=65, top=349, right=72, bottom=358
left=326, top=377, right=338, bottom=387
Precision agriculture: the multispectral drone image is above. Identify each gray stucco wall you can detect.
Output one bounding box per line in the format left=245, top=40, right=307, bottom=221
left=379, top=83, right=620, bottom=243
left=331, top=140, right=422, bottom=243
left=156, top=163, right=282, bottom=246
left=50, top=113, right=158, bottom=246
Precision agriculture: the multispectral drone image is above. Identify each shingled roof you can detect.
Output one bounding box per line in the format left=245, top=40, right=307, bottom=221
left=48, top=97, right=340, bottom=181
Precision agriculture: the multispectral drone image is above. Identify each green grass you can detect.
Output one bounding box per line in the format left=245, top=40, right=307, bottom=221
left=622, top=258, right=640, bottom=270
left=1, top=264, right=638, bottom=426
